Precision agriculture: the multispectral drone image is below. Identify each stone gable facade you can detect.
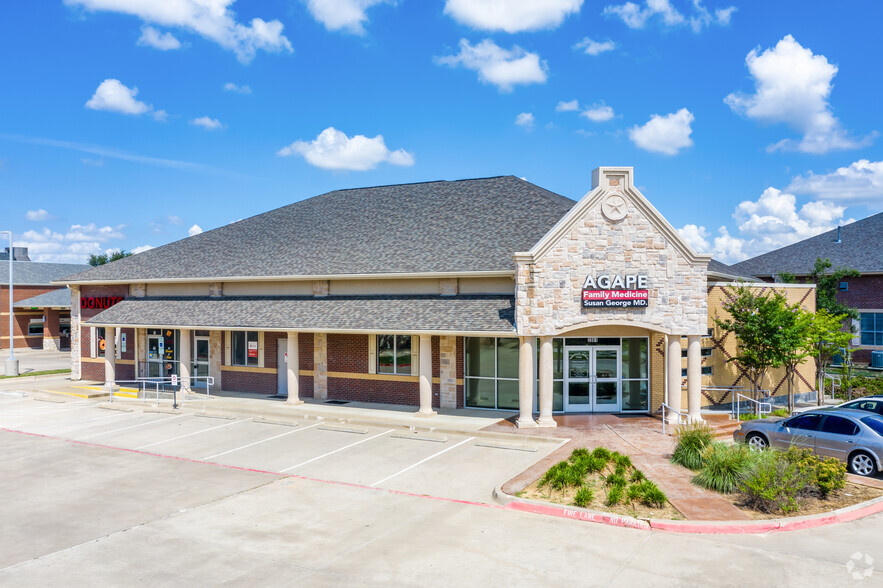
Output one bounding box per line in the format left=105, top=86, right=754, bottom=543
left=515, top=168, right=709, bottom=337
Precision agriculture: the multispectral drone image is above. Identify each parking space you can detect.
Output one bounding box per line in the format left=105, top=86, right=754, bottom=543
left=0, top=397, right=563, bottom=504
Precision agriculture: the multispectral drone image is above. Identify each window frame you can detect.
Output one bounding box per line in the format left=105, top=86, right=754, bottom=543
left=376, top=334, right=413, bottom=376
left=231, top=331, right=259, bottom=367
left=28, top=318, right=44, bottom=336
left=860, top=312, right=883, bottom=346
left=464, top=337, right=520, bottom=411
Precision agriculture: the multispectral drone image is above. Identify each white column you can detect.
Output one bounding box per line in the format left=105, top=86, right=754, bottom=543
left=416, top=335, right=435, bottom=416
left=687, top=334, right=702, bottom=422
left=287, top=332, right=303, bottom=405
left=103, top=326, right=116, bottom=391
left=177, top=328, right=191, bottom=405
left=666, top=334, right=682, bottom=423
left=537, top=336, right=557, bottom=428
left=516, top=336, right=538, bottom=428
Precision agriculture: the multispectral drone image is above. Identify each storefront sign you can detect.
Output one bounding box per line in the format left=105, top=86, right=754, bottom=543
left=582, top=274, right=649, bottom=308
left=81, top=296, right=125, bottom=310
left=247, top=340, right=258, bottom=358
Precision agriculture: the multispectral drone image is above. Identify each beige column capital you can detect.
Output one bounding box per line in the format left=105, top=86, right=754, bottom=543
left=537, top=336, right=557, bottom=428
left=416, top=334, right=436, bottom=416
left=287, top=332, right=303, bottom=405
left=104, top=326, right=117, bottom=392
left=666, top=334, right=683, bottom=424
left=516, top=336, right=538, bottom=428
left=687, top=334, right=703, bottom=422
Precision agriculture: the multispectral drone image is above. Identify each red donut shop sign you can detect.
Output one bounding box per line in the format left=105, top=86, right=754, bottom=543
left=582, top=274, right=649, bottom=308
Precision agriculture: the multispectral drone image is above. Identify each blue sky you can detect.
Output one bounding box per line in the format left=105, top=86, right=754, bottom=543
left=1, top=0, right=881, bottom=264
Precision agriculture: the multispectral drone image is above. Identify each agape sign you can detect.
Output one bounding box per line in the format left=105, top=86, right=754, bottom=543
left=582, top=274, right=649, bottom=308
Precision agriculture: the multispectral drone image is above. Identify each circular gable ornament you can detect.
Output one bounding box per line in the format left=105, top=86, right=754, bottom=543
left=601, top=194, right=628, bottom=221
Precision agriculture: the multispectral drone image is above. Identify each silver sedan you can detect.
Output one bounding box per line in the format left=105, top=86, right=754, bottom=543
left=733, top=408, right=883, bottom=477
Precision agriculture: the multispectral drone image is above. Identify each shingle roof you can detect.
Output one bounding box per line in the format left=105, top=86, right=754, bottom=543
left=732, top=212, right=883, bottom=277
left=13, top=288, right=72, bottom=309
left=60, top=177, right=577, bottom=283
left=83, top=295, right=517, bottom=334
left=706, top=259, right=759, bottom=282
left=0, top=262, right=89, bottom=286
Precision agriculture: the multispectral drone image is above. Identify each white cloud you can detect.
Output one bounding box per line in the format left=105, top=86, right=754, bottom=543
left=191, top=116, right=224, bottom=130
left=131, top=244, right=154, bottom=254
left=277, top=127, right=415, bottom=171
left=581, top=104, right=615, bottom=122
left=137, top=25, right=181, bottom=50
left=25, top=209, right=51, bottom=221
left=65, top=0, right=292, bottom=64
left=556, top=99, right=579, bottom=112
left=16, top=223, right=127, bottom=263
left=444, top=0, right=583, bottom=33
left=436, top=39, right=548, bottom=93
left=677, top=224, right=711, bottom=253
left=188, top=224, right=203, bottom=236
left=628, top=108, right=694, bottom=155
left=574, top=37, right=615, bottom=55
left=515, top=112, right=535, bottom=129
left=85, top=79, right=166, bottom=121
left=725, top=35, right=871, bottom=154
left=304, top=0, right=387, bottom=35
left=786, top=160, right=883, bottom=210
left=223, top=82, right=252, bottom=94
left=604, top=0, right=734, bottom=32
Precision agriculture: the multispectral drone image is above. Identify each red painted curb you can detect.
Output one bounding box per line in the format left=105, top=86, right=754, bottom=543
left=505, top=500, right=651, bottom=530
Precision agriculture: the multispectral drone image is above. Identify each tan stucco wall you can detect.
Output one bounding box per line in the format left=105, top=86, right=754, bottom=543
left=458, top=277, right=515, bottom=295
left=146, top=283, right=210, bottom=296
left=329, top=278, right=441, bottom=295
left=223, top=281, right=313, bottom=296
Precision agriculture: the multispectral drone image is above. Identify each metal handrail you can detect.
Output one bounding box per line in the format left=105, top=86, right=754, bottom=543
left=822, top=371, right=841, bottom=397
left=732, top=392, right=772, bottom=421
left=661, top=402, right=689, bottom=436
left=106, top=376, right=215, bottom=406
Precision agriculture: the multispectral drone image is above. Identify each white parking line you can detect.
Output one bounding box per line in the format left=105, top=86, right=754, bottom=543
left=0, top=404, right=95, bottom=419
left=135, top=418, right=252, bottom=450
left=279, top=429, right=393, bottom=473
left=202, top=423, right=320, bottom=461
left=75, top=414, right=189, bottom=440
left=370, top=437, right=475, bottom=487
left=29, top=410, right=135, bottom=433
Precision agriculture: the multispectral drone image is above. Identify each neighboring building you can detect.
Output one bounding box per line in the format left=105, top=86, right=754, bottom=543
left=0, top=249, right=89, bottom=351
left=57, top=168, right=815, bottom=424
left=732, top=212, right=883, bottom=364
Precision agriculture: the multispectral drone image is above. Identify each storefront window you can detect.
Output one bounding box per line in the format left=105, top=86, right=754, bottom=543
left=861, top=313, right=883, bottom=346
left=28, top=319, right=44, bottom=336
left=465, top=337, right=520, bottom=410
left=231, top=331, right=258, bottom=366
left=377, top=335, right=411, bottom=375
left=621, top=338, right=649, bottom=411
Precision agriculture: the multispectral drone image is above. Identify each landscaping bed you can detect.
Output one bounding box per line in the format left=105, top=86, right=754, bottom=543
left=519, top=447, right=684, bottom=520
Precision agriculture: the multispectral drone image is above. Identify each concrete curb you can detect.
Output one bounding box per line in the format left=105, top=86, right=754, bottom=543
left=492, top=485, right=883, bottom=534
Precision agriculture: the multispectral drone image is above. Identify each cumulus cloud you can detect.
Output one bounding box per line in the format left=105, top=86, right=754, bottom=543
left=304, top=0, right=388, bottom=35
left=604, top=0, right=734, bottom=32
left=277, top=127, right=415, bottom=171
left=573, top=37, right=615, bottom=55
left=190, top=116, right=224, bottom=130
left=64, top=0, right=292, bottom=63
left=556, top=99, right=580, bottom=112
left=188, top=224, right=203, bottom=236
left=515, top=112, right=535, bottom=129
left=137, top=25, right=181, bottom=50
left=581, top=104, right=615, bottom=122
left=85, top=79, right=166, bottom=121
left=131, top=244, right=154, bottom=254
left=444, top=0, right=583, bottom=33
left=223, top=82, right=252, bottom=94
left=17, top=223, right=128, bottom=263
left=725, top=35, right=872, bottom=154
left=436, top=39, right=548, bottom=92
left=25, top=209, right=52, bottom=221
left=786, top=160, right=883, bottom=210
left=628, top=108, right=694, bottom=155
left=677, top=224, right=711, bottom=253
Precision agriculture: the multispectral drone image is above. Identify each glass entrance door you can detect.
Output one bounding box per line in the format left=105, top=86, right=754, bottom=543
left=564, top=346, right=620, bottom=412
left=192, top=336, right=209, bottom=387
left=147, top=334, right=163, bottom=378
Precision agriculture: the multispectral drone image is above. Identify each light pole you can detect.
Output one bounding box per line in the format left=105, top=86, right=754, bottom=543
left=1, top=231, right=18, bottom=376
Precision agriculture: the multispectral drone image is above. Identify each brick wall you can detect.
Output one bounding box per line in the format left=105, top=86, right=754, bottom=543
left=78, top=285, right=134, bottom=382
left=0, top=284, right=65, bottom=349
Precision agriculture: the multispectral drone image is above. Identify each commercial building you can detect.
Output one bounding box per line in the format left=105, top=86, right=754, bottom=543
left=732, top=212, right=883, bottom=365
left=59, top=167, right=816, bottom=424
left=0, top=248, right=87, bottom=351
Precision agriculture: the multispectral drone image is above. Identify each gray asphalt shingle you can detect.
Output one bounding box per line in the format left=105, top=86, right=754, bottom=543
left=13, top=288, right=72, bottom=308
left=0, top=262, right=89, bottom=285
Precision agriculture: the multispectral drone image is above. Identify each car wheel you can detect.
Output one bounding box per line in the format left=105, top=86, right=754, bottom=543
left=746, top=433, right=768, bottom=451
left=849, top=451, right=877, bottom=477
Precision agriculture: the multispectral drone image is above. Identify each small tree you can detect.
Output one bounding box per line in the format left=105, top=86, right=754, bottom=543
left=806, top=309, right=853, bottom=405
left=807, top=258, right=861, bottom=319
left=88, top=249, right=132, bottom=266
left=715, top=285, right=788, bottom=404
left=776, top=303, right=813, bottom=413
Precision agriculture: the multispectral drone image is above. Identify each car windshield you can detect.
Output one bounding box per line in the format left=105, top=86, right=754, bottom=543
left=861, top=416, right=883, bottom=437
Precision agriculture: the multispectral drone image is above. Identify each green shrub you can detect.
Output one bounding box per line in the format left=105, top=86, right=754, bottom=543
left=592, top=447, right=612, bottom=461
left=693, top=442, right=755, bottom=494
left=583, top=456, right=608, bottom=474
left=635, top=481, right=668, bottom=508
left=738, top=450, right=813, bottom=514
left=626, top=484, right=642, bottom=503
left=573, top=485, right=594, bottom=508
left=671, top=422, right=714, bottom=470
left=781, top=446, right=846, bottom=498
left=538, top=461, right=585, bottom=490
left=606, top=484, right=624, bottom=506
left=605, top=472, right=627, bottom=487
left=770, top=409, right=790, bottom=418
left=612, top=452, right=633, bottom=469
left=630, top=469, right=646, bottom=483
left=570, top=448, right=591, bottom=461
left=739, top=412, right=761, bottom=421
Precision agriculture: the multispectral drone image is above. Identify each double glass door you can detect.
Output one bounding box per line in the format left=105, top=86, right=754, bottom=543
left=564, top=346, right=620, bottom=412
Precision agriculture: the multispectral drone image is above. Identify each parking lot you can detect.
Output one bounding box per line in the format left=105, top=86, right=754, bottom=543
left=0, top=392, right=563, bottom=504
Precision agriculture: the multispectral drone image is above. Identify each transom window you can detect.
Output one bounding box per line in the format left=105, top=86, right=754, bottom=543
left=231, top=331, right=259, bottom=366
left=860, top=313, right=883, bottom=346
left=377, top=335, right=412, bottom=375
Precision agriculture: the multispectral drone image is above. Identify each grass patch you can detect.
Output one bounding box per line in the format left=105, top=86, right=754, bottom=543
left=671, top=422, right=713, bottom=470
left=0, top=368, right=70, bottom=379
left=693, top=442, right=755, bottom=494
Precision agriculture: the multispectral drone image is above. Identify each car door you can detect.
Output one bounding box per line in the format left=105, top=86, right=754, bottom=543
left=772, top=414, right=823, bottom=450
left=814, top=415, right=860, bottom=461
